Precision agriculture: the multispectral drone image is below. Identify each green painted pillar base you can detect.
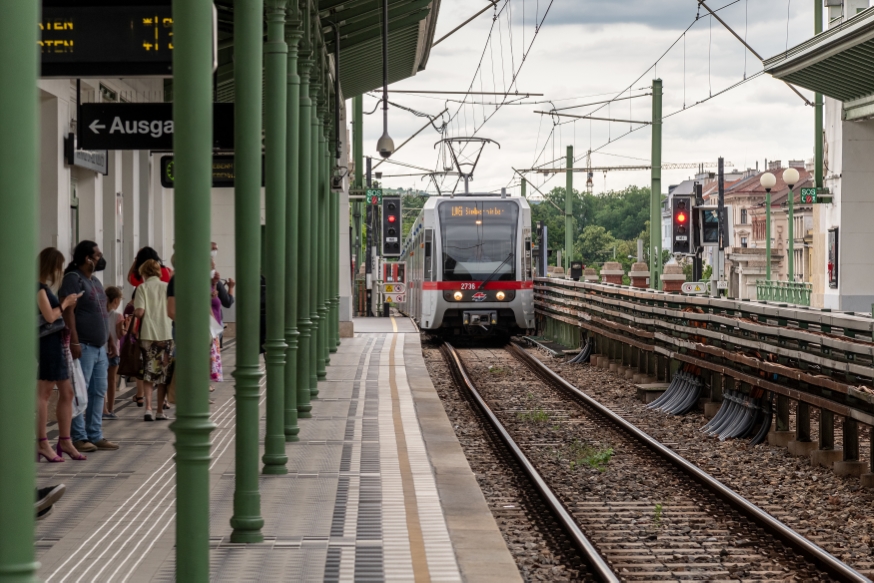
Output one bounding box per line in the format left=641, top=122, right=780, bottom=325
left=297, top=321, right=314, bottom=417
left=284, top=331, right=300, bottom=442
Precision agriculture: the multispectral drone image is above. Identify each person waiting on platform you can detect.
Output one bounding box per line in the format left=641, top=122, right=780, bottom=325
left=103, top=286, right=126, bottom=420
left=134, top=259, right=174, bottom=422
left=60, top=241, right=119, bottom=452
left=36, top=248, right=84, bottom=462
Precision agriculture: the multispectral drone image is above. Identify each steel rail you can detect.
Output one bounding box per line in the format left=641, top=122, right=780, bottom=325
left=506, top=342, right=872, bottom=583
left=441, top=343, right=621, bottom=583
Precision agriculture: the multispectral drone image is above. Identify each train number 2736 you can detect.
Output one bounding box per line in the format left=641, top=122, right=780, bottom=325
left=460, top=283, right=477, bottom=290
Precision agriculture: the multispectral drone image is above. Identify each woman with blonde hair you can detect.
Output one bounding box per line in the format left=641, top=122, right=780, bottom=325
left=133, top=259, right=174, bottom=421
left=37, top=247, right=85, bottom=461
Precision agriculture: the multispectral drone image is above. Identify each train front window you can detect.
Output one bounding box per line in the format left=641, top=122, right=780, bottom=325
left=439, top=201, right=519, bottom=281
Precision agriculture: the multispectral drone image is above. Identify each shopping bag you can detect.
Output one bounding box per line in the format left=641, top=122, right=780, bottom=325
left=118, top=326, right=143, bottom=378
left=65, top=347, right=89, bottom=418
left=209, top=314, right=224, bottom=339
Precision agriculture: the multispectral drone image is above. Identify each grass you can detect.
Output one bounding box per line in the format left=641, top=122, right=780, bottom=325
left=566, top=439, right=614, bottom=472
left=654, top=503, right=664, bottom=528
left=488, top=366, right=509, bottom=376
left=517, top=407, right=550, bottom=423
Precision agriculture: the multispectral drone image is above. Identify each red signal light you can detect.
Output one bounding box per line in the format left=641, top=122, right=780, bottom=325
left=677, top=212, right=687, bottom=224
left=388, top=215, right=396, bottom=223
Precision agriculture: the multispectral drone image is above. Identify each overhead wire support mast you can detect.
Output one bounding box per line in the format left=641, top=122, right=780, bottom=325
left=697, top=0, right=811, bottom=106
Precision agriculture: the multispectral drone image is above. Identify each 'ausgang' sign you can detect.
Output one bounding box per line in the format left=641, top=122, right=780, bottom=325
left=78, top=103, right=234, bottom=150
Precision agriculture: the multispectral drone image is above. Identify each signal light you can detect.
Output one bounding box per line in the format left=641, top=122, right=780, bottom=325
left=381, top=197, right=402, bottom=256
left=677, top=212, right=686, bottom=224
left=388, top=215, right=396, bottom=223
left=672, top=195, right=694, bottom=255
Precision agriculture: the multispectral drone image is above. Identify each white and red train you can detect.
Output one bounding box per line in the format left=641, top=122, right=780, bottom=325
left=399, top=194, right=535, bottom=337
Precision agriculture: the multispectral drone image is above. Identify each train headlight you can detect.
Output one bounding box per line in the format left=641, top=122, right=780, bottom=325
left=496, top=291, right=506, bottom=301
left=453, top=291, right=463, bottom=301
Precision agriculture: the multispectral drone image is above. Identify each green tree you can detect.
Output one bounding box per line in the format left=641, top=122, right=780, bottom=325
left=575, top=225, right=616, bottom=265
left=590, top=186, right=651, bottom=241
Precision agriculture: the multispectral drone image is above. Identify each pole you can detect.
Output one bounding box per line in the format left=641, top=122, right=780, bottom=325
left=296, top=0, right=313, bottom=419
left=521, top=177, right=527, bottom=198
left=565, top=145, right=573, bottom=272
left=229, top=0, right=265, bottom=543
left=309, top=53, right=321, bottom=395
left=262, top=0, right=289, bottom=476
left=650, top=79, right=663, bottom=290
left=284, top=4, right=302, bottom=441
left=713, top=157, right=725, bottom=298
left=766, top=187, right=772, bottom=281
left=0, top=1, right=38, bottom=580
left=788, top=183, right=795, bottom=281
left=815, top=1, right=823, bottom=192
left=317, top=113, right=329, bottom=381
left=354, top=95, right=363, bottom=290
left=172, top=0, right=216, bottom=577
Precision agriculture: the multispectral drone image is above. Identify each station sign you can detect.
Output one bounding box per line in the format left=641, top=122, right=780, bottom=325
left=78, top=103, right=234, bottom=151
left=63, top=133, right=107, bottom=175
left=40, top=2, right=217, bottom=78
left=159, top=155, right=265, bottom=189
left=366, top=188, right=383, bottom=205
left=681, top=282, right=709, bottom=295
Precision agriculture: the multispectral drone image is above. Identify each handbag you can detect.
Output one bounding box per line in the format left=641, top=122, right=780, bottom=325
left=64, top=345, right=88, bottom=418
left=38, top=314, right=66, bottom=338
left=118, top=323, right=143, bottom=378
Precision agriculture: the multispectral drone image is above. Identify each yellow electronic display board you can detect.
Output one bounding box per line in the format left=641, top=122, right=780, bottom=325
left=40, top=4, right=177, bottom=77
left=448, top=203, right=509, bottom=218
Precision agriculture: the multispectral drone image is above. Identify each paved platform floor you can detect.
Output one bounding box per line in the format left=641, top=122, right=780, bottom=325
left=35, top=317, right=519, bottom=582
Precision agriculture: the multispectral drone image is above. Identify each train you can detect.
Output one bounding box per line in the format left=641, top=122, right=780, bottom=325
left=398, top=193, right=536, bottom=337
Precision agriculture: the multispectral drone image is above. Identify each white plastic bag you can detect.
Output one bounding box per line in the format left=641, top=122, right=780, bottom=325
left=65, top=346, right=89, bottom=418
left=209, top=314, right=224, bottom=339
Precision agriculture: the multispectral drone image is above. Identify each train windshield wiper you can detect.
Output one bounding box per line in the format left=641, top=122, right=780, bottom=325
left=478, top=251, right=513, bottom=290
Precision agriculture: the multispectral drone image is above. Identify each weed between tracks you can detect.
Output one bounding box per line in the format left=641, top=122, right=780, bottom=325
left=517, top=407, right=550, bottom=423
left=565, top=439, right=614, bottom=472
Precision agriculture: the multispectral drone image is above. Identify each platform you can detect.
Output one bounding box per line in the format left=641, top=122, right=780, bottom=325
left=34, top=317, right=518, bottom=582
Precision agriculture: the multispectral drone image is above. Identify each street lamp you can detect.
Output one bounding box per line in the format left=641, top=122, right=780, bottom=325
left=760, top=171, right=777, bottom=281
left=783, top=167, right=800, bottom=282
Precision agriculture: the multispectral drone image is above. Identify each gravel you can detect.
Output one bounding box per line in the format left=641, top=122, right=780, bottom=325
left=534, top=347, right=874, bottom=579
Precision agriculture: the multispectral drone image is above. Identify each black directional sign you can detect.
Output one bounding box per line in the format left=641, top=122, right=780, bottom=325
left=78, top=103, right=234, bottom=151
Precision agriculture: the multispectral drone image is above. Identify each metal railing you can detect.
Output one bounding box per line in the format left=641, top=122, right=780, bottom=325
left=756, top=280, right=812, bottom=306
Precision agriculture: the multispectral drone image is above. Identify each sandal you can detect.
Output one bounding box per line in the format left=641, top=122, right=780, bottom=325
left=133, top=396, right=144, bottom=407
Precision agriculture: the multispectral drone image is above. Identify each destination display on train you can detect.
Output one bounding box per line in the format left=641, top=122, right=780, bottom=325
left=448, top=203, right=509, bottom=217
left=40, top=4, right=175, bottom=77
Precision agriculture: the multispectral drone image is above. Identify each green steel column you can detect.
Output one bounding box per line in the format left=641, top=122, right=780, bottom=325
left=283, top=4, right=302, bottom=441
left=813, top=0, right=816, bottom=192
left=172, top=0, right=217, bottom=579
left=309, top=63, right=322, bottom=396
left=317, top=117, right=330, bottom=379
left=332, top=142, right=341, bottom=350
left=354, top=96, right=364, bottom=291
left=788, top=185, right=795, bottom=281
left=0, top=1, right=38, bottom=581
left=229, top=0, right=265, bottom=544
left=650, top=79, right=663, bottom=290
left=262, top=0, right=289, bottom=475
left=766, top=188, right=772, bottom=281
left=296, top=1, right=313, bottom=418
left=565, top=146, right=573, bottom=271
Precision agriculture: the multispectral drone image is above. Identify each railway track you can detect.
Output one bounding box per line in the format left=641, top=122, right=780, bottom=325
left=440, top=341, right=870, bottom=582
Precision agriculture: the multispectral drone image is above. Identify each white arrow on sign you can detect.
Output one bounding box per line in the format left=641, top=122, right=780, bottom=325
left=89, top=119, right=106, bottom=134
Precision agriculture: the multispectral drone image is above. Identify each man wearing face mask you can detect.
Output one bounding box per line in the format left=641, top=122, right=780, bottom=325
left=60, top=240, right=119, bottom=452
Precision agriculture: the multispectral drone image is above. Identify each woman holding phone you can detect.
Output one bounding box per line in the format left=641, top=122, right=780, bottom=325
left=37, top=248, right=85, bottom=462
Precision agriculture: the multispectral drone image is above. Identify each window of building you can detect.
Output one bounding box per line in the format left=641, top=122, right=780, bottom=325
left=741, top=236, right=748, bottom=248
left=740, top=208, right=747, bottom=224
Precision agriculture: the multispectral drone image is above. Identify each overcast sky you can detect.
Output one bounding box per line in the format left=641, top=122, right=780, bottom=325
left=353, top=0, right=832, bottom=196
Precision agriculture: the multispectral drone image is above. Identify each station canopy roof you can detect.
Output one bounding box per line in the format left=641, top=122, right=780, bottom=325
left=212, top=0, right=441, bottom=102
left=764, top=8, right=874, bottom=112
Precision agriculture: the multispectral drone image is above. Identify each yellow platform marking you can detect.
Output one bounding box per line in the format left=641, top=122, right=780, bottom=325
left=389, top=333, right=431, bottom=582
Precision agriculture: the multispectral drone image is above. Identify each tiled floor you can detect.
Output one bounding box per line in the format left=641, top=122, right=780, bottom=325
left=34, top=318, right=518, bottom=582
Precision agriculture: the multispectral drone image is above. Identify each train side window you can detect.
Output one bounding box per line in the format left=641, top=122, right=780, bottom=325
left=424, top=229, right=433, bottom=281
